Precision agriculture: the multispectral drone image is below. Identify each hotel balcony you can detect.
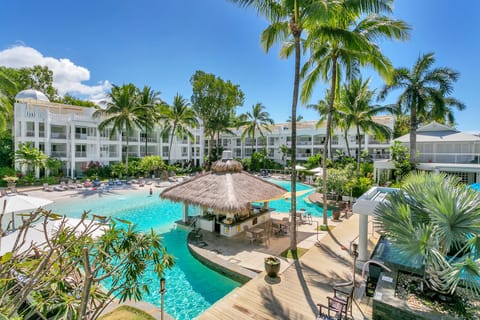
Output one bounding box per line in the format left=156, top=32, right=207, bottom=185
left=417, top=153, right=480, bottom=164
left=75, top=151, right=87, bottom=158
left=50, top=151, right=67, bottom=158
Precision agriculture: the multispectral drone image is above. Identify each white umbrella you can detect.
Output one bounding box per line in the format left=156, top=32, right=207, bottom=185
left=2, top=194, right=53, bottom=214
left=295, top=165, right=307, bottom=171
left=309, top=167, right=323, bottom=174
left=1, top=194, right=53, bottom=230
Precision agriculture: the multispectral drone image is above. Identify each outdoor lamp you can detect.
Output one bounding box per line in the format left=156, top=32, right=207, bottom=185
left=160, top=277, right=166, bottom=320
left=352, top=243, right=358, bottom=287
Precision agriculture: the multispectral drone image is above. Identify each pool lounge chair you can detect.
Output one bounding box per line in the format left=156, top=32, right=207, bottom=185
left=43, top=183, right=53, bottom=192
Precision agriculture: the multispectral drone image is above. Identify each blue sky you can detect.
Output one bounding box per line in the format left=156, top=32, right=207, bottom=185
left=0, top=0, right=479, bottom=131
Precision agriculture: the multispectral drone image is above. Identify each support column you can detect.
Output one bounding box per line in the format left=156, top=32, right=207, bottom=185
left=183, top=204, right=189, bottom=223
left=358, top=214, right=369, bottom=261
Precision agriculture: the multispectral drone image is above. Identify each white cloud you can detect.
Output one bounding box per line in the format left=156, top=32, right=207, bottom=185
left=0, top=45, right=110, bottom=102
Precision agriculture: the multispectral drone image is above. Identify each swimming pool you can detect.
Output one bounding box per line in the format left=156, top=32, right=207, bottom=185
left=46, top=180, right=326, bottom=318
left=47, top=192, right=240, bottom=320
left=263, top=179, right=331, bottom=217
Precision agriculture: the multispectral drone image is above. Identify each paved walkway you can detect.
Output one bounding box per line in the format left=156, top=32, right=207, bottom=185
left=198, top=214, right=379, bottom=320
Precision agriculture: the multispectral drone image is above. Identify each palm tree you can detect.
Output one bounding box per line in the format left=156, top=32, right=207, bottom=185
left=158, top=94, right=198, bottom=164
left=0, top=68, right=17, bottom=133
left=229, top=0, right=334, bottom=252
left=15, top=142, right=47, bottom=177
left=307, top=90, right=343, bottom=159
left=93, top=84, right=146, bottom=172
left=138, top=86, right=162, bottom=156
left=301, top=2, right=409, bottom=226
left=239, top=103, right=274, bottom=150
left=374, top=172, right=480, bottom=296
left=379, top=53, right=461, bottom=166
left=339, top=78, right=391, bottom=171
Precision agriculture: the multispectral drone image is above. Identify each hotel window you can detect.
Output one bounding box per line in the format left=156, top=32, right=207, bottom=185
left=39, top=123, right=45, bottom=137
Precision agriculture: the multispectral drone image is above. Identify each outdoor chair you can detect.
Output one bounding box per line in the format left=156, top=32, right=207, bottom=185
left=317, top=296, right=347, bottom=319
left=245, top=231, right=255, bottom=244
left=272, top=223, right=281, bottom=235
left=333, top=285, right=353, bottom=318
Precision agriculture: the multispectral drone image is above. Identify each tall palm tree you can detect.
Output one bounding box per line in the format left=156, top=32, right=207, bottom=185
left=307, top=90, right=343, bottom=158
left=138, top=86, right=162, bottom=156
left=93, top=84, right=146, bottom=172
left=230, top=0, right=333, bottom=251
left=239, top=103, right=274, bottom=150
left=379, top=53, right=461, bottom=166
left=158, top=94, right=198, bottom=164
left=0, top=68, right=17, bottom=133
left=301, top=2, right=409, bottom=226
left=374, top=172, right=480, bottom=296
left=15, top=142, right=47, bottom=177
left=339, top=78, right=391, bottom=171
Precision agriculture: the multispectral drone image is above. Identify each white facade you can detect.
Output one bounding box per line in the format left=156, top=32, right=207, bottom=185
left=14, top=95, right=204, bottom=177
left=214, top=116, right=394, bottom=163
left=374, top=122, right=480, bottom=184
left=13, top=90, right=394, bottom=178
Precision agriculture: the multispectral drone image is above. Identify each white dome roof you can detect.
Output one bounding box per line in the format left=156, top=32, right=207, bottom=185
left=15, top=89, right=50, bottom=102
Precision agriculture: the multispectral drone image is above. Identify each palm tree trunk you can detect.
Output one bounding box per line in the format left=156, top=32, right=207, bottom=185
left=357, top=125, right=361, bottom=172
left=125, top=134, right=129, bottom=174
left=144, top=126, right=148, bottom=157
left=345, top=128, right=351, bottom=157
left=168, top=124, right=177, bottom=164
left=322, top=56, right=338, bottom=227
left=289, top=22, right=301, bottom=252
left=410, top=98, right=417, bottom=166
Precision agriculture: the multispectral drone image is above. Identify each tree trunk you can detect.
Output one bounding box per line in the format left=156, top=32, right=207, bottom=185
left=168, top=124, right=177, bottom=164
left=410, top=98, right=417, bottom=166
left=78, top=248, right=93, bottom=319
left=125, top=133, right=129, bottom=174
left=322, top=56, right=338, bottom=227
left=357, top=125, right=361, bottom=172
left=144, top=126, right=148, bottom=157
left=345, top=128, right=351, bottom=157
left=289, top=26, right=301, bottom=252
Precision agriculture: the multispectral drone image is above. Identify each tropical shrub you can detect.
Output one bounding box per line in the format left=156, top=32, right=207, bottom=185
left=374, top=172, right=480, bottom=297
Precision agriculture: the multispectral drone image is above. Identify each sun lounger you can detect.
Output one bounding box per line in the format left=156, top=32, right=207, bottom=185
left=54, top=185, right=65, bottom=191
left=43, top=183, right=53, bottom=192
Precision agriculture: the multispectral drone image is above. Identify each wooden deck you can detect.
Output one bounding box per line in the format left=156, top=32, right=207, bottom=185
left=199, top=214, right=379, bottom=320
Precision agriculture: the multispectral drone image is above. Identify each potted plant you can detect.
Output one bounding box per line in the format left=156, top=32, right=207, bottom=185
left=264, top=256, right=281, bottom=278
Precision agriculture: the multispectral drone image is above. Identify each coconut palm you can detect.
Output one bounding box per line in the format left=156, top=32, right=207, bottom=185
left=339, top=78, right=391, bottom=171
left=238, top=103, right=274, bottom=150
left=301, top=3, right=409, bottom=226
left=158, top=94, right=198, bottom=164
left=230, top=0, right=337, bottom=251
left=374, top=172, right=480, bottom=296
left=93, top=84, right=146, bottom=172
left=379, top=53, right=461, bottom=166
left=138, top=86, right=162, bottom=156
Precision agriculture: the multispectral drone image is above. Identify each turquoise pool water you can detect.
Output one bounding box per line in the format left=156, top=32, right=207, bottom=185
left=263, top=179, right=331, bottom=217
left=46, top=179, right=326, bottom=318
left=47, top=192, right=240, bottom=320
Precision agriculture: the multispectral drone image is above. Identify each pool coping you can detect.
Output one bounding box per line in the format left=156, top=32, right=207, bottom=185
left=187, top=233, right=259, bottom=284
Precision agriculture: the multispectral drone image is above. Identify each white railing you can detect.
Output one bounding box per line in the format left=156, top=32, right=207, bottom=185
left=50, top=151, right=67, bottom=158
left=51, top=133, right=67, bottom=139
left=75, top=152, right=87, bottom=157
left=417, top=153, right=480, bottom=164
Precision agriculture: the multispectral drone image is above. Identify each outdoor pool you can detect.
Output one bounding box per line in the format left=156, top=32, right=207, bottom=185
left=47, top=192, right=240, bottom=320
left=45, top=179, right=326, bottom=319
left=265, top=179, right=331, bottom=218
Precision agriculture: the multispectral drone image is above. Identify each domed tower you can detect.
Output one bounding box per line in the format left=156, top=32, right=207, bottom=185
left=15, top=89, right=50, bottom=102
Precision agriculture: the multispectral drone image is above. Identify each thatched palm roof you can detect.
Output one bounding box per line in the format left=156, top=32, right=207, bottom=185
left=160, top=158, right=287, bottom=214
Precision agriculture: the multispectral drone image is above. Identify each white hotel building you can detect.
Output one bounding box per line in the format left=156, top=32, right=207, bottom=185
left=14, top=89, right=393, bottom=178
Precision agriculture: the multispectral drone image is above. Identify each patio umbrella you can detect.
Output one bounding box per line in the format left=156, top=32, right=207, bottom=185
left=1, top=194, right=53, bottom=230
left=295, top=165, right=307, bottom=171
left=2, top=194, right=53, bottom=214
left=309, top=167, right=323, bottom=174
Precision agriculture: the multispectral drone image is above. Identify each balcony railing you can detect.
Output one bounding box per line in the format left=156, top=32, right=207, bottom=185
left=75, top=152, right=87, bottom=158
left=75, top=134, right=87, bottom=139
left=26, top=131, right=35, bottom=137
left=39, top=132, right=45, bottom=138
left=417, top=153, right=480, bottom=164
left=109, top=152, right=119, bottom=157
left=51, top=132, right=67, bottom=139
left=50, top=151, right=67, bottom=158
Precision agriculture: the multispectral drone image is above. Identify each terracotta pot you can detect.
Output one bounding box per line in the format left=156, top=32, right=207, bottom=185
left=265, top=257, right=281, bottom=277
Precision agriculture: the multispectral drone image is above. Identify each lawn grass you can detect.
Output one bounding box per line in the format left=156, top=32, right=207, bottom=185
left=317, top=224, right=335, bottom=231
left=99, top=305, right=156, bottom=320
left=280, top=247, right=308, bottom=259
